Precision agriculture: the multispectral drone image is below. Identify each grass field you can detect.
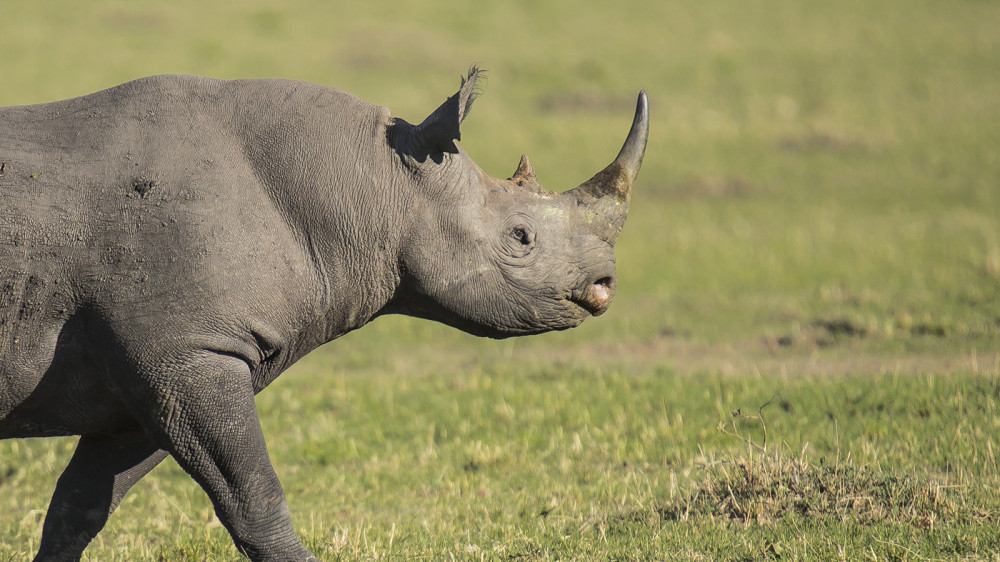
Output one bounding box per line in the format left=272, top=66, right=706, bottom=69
left=2, top=0, right=999, bottom=559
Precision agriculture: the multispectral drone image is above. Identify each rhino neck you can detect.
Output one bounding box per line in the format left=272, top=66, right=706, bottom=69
left=233, top=84, right=411, bottom=347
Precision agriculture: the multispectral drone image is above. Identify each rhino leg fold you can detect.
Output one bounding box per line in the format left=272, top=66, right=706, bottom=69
left=34, top=435, right=167, bottom=562
left=134, top=352, right=314, bottom=561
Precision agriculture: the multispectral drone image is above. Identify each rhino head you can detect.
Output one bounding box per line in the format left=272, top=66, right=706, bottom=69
left=386, top=68, right=648, bottom=338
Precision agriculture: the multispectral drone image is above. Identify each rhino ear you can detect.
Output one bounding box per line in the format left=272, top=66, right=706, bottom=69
left=391, top=67, right=485, bottom=162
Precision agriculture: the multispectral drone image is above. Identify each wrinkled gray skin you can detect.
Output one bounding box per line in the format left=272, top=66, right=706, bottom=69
left=0, top=68, right=648, bottom=561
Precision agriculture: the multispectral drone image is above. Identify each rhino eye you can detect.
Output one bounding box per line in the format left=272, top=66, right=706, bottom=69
left=510, top=226, right=534, bottom=246
left=498, top=215, right=538, bottom=261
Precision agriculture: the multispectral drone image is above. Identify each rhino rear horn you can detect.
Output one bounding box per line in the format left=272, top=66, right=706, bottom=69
left=510, top=154, right=536, bottom=184
left=392, top=67, right=485, bottom=161
left=568, top=90, right=649, bottom=242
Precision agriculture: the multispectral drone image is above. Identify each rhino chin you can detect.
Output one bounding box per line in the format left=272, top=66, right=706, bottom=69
left=462, top=308, right=590, bottom=340
left=486, top=318, right=588, bottom=339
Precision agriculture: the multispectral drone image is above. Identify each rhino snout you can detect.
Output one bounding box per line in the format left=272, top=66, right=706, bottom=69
left=571, top=275, right=616, bottom=316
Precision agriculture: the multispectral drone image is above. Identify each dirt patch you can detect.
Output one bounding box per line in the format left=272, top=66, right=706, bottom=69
left=911, top=323, right=947, bottom=337
left=767, top=317, right=869, bottom=350
left=812, top=318, right=866, bottom=337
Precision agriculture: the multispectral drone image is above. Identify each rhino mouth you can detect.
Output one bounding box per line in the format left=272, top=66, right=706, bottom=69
left=569, top=276, right=615, bottom=316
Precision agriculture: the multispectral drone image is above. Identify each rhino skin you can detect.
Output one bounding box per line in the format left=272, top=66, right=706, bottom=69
left=0, top=67, right=648, bottom=561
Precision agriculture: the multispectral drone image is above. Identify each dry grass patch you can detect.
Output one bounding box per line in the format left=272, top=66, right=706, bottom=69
left=661, top=454, right=989, bottom=529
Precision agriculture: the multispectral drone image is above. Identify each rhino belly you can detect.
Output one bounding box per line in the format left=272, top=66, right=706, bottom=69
left=0, top=275, right=133, bottom=439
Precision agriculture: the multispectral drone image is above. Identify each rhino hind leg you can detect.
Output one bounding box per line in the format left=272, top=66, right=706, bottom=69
left=130, top=352, right=315, bottom=561
left=34, top=435, right=167, bottom=561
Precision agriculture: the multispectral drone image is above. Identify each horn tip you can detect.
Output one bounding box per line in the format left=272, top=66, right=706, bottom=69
left=636, top=90, right=648, bottom=119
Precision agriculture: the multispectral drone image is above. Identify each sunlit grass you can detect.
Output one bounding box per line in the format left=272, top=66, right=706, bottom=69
left=2, top=0, right=999, bottom=559
left=6, top=366, right=996, bottom=560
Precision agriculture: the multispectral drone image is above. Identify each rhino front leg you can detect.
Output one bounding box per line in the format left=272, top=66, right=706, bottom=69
left=35, top=435, right=167, bottom=562
left=136, top=352, right=316, bottom=561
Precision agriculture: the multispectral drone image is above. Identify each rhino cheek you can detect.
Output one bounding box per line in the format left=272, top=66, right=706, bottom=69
left=496, top=270, right=590, bottom=330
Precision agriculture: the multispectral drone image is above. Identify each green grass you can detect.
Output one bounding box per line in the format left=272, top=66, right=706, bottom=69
left=5, top=366, right=999, bottom=560
left=2, top=0, right=1000, bottom=559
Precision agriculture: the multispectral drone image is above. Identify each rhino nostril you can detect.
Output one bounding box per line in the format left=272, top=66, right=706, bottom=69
left=575, top=276, right=613, bottom=316
left=568, top=276, right=616, bottom=316
left=591, top=277, right=613, bottom=305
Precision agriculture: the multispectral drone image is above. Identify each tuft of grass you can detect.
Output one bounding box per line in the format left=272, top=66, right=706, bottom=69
left=606, top=396, right=1000, bottom=560
left=663, top=453, right=990, bottom=529
left=612, top=452, right=1000, bottom=560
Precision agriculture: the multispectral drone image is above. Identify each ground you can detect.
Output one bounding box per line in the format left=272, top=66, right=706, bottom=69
left=1, top=0, right=999, bottom=559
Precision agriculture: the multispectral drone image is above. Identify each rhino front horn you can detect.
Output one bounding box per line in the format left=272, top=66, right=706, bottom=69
left=568, top=90, right=649, bottom=243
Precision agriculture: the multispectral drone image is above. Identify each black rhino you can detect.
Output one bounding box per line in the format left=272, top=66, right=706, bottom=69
left=0, top=68, right=648, bottom=560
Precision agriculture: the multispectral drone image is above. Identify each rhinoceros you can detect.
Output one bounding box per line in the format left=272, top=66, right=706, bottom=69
left=0, top=67, right=648, bottom=560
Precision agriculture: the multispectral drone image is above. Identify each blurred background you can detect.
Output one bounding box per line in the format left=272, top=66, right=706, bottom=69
left=2, top=0, right=999, bottom=558
left=1, top=0, right=996, bottom=371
